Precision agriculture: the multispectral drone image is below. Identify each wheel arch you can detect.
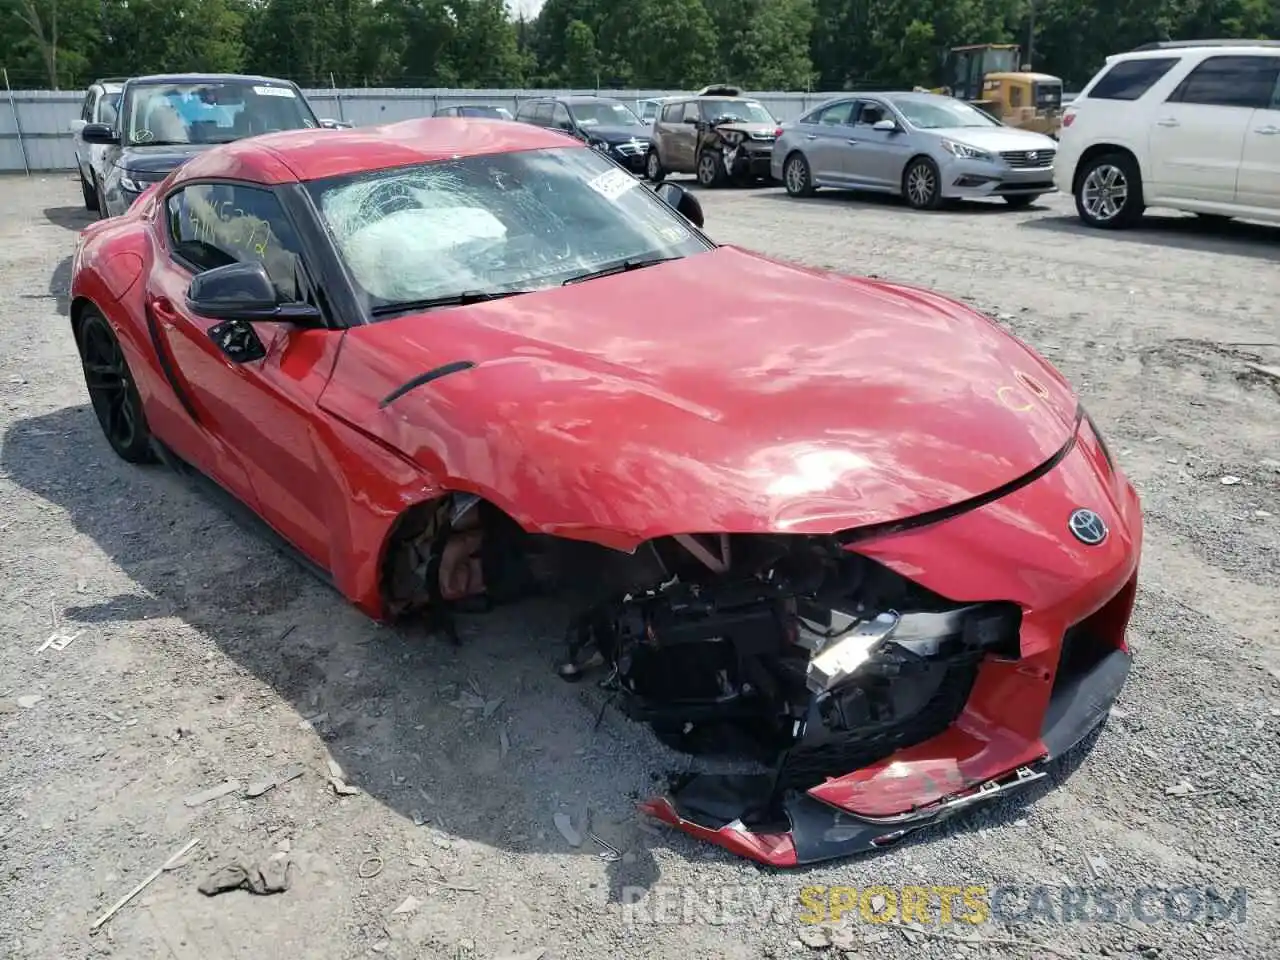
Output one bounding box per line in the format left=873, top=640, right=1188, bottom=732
left=900, top=152, right=938, bottom=189
left=1071, top=143, right=1141, bottom=195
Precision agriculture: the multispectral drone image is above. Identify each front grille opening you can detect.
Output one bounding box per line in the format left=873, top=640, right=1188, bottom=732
left=1055, top=573, right=1137, bottom=687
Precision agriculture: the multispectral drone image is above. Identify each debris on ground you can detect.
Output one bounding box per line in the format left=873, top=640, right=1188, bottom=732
left=36, top=628, right=82, bottom=653
left=1165, top=781, right=1196, bottom=797
left=392, top=894, right=422, bottom=915
left=797, top=926, right=830, bottom=948
left=245, top=764, right=305, bottom=799
left=1220, top=476, right=1243, bottom=485
left=553, top=812, right=583, bottom=847
left=198, top=856, right=294, bottom=896
left=183, top=780, right=243, bottom=807
left=327, top=758, right=360, bottom=795
left=91, top=838, right=202, bottom=931
left=495, top=950, right=545, bottom=960
left=16, top=694, right=44, bottom=709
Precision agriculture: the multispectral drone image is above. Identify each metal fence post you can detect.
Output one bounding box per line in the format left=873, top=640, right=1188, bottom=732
left=330, top=73, right=345, bottom=123
left=3, top=68, right=30, bottom=176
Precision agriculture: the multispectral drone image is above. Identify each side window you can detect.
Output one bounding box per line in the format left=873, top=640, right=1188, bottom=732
left=98, top=93, right=120, bottom=126
left=1272, top=69, right=1280, bottom=109
left=1087, top=56, right=1180, bottom=101
left=813, top=100, right=855, bottom=125
left=1009, top=85, right=1024, bottom=108
left=515, top=101, right=535, bottom=121
left=682, top=101, right=700, bottom=123
left=552, top=103, right=572, bottom=129
left=856, top=101, right=887, bottom=125
left=81, top=90, right=95, bottom=122
left=533, top=102, right=553, bottom=124
left=1169, top=55, right=1280, bottom=109
left=661, top=102, right=683, bottom=123
left=166, top=183, right=307, bottom=302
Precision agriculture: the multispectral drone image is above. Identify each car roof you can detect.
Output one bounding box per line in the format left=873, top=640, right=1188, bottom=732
left=173, top=117, right=584, bottom=186
left=125, top=73, right=299, bottom=86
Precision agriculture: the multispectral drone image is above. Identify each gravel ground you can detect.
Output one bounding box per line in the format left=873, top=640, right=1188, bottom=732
left=0, top=173, right=1277, bottom=960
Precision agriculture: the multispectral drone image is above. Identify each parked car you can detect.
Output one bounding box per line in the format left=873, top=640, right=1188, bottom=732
left=68, top=116, right=1141, bottom=868
left=514, top=95, right=651, bottom=174
left=433, top=104, right=515, bottom=120
left=773, top=91, right=1058, bottom=209
left=634, top=97, right=666, bottom=123
left=79, top=73, right=346, bottom=218
left=1055, top=39, right=1280, bottom=228
left=69, top=78, right=125, bottom=211
left=646, top=85, right=780, bottom=186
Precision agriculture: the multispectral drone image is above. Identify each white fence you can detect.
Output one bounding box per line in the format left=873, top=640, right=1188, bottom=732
left=1, top=87, right=855, bottom=173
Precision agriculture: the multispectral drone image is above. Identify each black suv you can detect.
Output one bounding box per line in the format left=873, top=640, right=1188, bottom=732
left=514, top=96, right=652, bottom=174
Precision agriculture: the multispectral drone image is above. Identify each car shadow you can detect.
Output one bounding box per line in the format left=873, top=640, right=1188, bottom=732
left=757, top=189, right=1050, bottom=215
left=1, top=402, right=1118, bottom=894
left=44, top=204, right=95, bottom=232
left=1019, top=212, right=1280, bottom=262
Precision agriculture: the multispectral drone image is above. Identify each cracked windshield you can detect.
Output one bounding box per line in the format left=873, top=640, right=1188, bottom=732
left=307, top=146, right=712, bottom=314
left=124, top=81, right=317, bottom=146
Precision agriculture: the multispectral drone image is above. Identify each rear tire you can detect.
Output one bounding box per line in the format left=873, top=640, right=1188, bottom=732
left=77, top=309, right=156, bottom=464
left=902, top=157, right=943, bottom=210
left=1074, top=152, right=1144, bottom=229
left=783, top=152, right=815, bottom=197
left=80, top=172, right=98, bottom=211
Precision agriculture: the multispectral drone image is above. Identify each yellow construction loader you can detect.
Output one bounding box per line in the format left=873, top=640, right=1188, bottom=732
left=920, top=43, right=1064, bottom=138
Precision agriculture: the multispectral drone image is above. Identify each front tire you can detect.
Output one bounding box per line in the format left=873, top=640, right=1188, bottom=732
left=696, top=149, right=726, bottom=188
left=645, top=149, right=665, bottom=183
left=902, top=157, right=943, bottom=210
left=77, top=309, right=156, bottom=464
left=783, top=152, right=815, bottom=197
left=1074, top=152, right=1144, bottom=229
left=80, top=172, right=98, bottom=211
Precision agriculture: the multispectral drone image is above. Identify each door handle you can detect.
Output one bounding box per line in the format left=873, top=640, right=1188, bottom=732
left=1256, top=125, right=1280, bottom=135
left=846, top=138, right=860, bottom=144
left=1155, top=118, right=1180, bottom=127
left=804, top=134, right=818, bottom=140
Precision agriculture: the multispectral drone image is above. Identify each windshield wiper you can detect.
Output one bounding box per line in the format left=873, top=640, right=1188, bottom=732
left=369, top=288, right=533, bottom=318
left=562, top=255, right=682, bottom=286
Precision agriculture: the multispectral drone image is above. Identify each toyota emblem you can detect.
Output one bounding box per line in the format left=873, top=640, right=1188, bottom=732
left=1068, top=508, right=1108, bottom=546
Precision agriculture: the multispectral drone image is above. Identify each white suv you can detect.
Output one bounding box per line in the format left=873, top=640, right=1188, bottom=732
left=1054, top=40, right=1280, bottom=228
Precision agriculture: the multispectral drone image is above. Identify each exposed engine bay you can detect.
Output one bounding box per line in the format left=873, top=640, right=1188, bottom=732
left=383, top=494, right=1022, bottom=813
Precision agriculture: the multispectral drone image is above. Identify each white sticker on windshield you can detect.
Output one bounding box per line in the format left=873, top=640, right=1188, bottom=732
left=254, top=85, right=296, bottom=98
left=587, top=167, right=639, bottom=202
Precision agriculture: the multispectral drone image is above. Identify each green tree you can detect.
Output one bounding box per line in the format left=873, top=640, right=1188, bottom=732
left=563, top=19, right=601, bottom=87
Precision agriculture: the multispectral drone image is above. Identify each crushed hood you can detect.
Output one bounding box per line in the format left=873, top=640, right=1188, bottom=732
left=318, top=246, right=1079, bottom=545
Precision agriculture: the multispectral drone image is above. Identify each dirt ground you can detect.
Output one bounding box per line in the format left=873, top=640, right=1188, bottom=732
left=0, top=173, right=1277, bottom=960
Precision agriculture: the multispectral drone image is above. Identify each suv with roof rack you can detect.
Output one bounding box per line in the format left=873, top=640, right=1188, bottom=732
left=70, top=78, right=126, bottom=211
left=1055, top=40, right=1280, bottom=228
left=645, top=85, right=780, bottom=187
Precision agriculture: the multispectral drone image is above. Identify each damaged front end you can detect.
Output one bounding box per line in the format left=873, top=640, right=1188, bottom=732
left=384, top=502, right=1042, bottom=863
left=702, top=120, right=778, bottom=184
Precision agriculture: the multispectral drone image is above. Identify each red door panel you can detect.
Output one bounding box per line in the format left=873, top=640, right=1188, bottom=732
left=148, top=260, right=342, bottom=569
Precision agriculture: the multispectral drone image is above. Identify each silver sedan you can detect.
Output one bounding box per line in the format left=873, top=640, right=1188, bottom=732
left=771, top=91, right=1059, bottom=210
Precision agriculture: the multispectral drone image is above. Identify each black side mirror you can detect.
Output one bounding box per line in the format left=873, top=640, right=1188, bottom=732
left=82, top=123, right=119, bottom=145
left=654, top=182, right=705, bottom=229
left=187, top=261, right=320, bottom=323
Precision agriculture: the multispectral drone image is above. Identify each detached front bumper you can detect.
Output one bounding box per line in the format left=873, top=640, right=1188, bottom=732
left=640, top=424, right=1143, bottom=867
left=940, top=156, right=1056, bottom=199
left=643, top=646, right=1131, bottom=866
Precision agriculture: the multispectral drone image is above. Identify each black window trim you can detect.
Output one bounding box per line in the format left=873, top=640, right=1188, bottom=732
left=160, top=176, right=348, bottom=330
left=1165, top=53, right=1280, bottom=109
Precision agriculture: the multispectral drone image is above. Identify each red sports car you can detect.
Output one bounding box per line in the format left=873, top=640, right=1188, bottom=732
left=69, top=118, right=1142, bottom=867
